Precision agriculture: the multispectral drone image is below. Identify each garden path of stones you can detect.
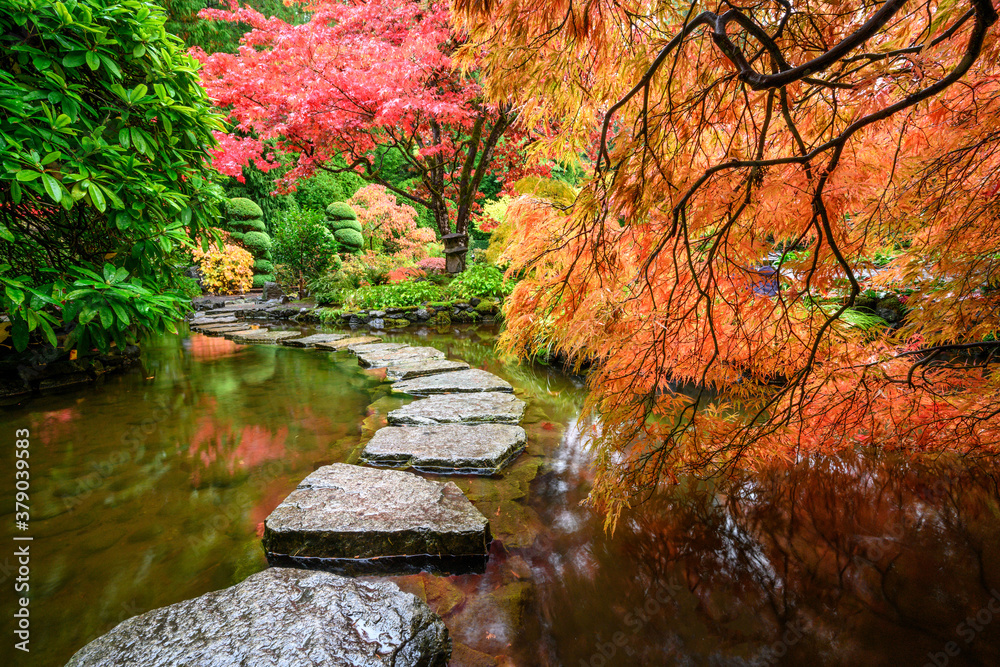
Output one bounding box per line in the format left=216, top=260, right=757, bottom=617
left=69, top=307, right=531, bottom=665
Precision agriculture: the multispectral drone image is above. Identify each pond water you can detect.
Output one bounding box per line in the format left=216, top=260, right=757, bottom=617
left=2, top=323, right=1000, bottom=666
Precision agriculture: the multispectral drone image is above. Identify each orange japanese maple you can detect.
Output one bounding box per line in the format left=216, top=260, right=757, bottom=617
left=455, top=0, right=1000, bottom=521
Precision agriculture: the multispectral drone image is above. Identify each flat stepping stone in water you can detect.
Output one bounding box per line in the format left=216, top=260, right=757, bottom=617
left=392, top=369, right=513, bottom=395
left=388, top=392, right=526, bottom=425
left=65, top=567, right=451, bottom=667
left=190, top=316, right=237, bottom=325
left=316, top=335, right=382, bottom=351
left=221, top=328, right=262, bottom=340
left=362, top=424, right=526, bottom=474
left=263, top=463, right=491, bottom=560
left=279, top=333, right=348, bottom=348
left=385, top=359, right=470, bottom=381
left=358, top=346, right=445, bottom=369
left=192, top=323, right=251, bottom=333
left=348, top=341, right=409, bottom=355
left=231, top=330, right=302, bottom=344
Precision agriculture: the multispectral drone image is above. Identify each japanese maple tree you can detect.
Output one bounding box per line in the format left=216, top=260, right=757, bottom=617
left=348, top=185, right=436, bottom=260
left=455, top=0, right=1000, bottom=521
left=195, top=0, right=520, bottom=272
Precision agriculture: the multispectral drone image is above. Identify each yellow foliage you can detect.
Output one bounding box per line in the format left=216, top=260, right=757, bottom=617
left=192, top=241, right=254, bottom=295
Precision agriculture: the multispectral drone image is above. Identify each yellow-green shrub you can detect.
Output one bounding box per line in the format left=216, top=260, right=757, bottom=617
left=192, top=242, right=254, bottom=294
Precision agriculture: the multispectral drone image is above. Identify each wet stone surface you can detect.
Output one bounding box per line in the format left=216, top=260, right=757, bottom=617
left=279, top=333, right=348, bottom=348
left=385, top=359, right=471, bottom=382
left=316, top=335, right=382, bottom=351
left=392, top=369, right=513, bottom=396
left=348, top=342, right=410, bottom=354
left=362, top=424, right=526, bottom=474
left=221, top=328, right=262, bottom=340
left=191, top=323, right=252, bottom=333
left=263, top=463, right=491, bottom=560
left=65, top=567, right=451, bottom=667
left=388, top=392, right=526, bottom=425
left=357, top=346, right=446, bottom=369
left=231, top=330, right=302, bottom=344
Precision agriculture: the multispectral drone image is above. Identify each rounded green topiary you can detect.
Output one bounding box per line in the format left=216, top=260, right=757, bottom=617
left=226, top=197, right=264, bottom=221
left=253, top=259, right=275, bottom=274
left=238, top=218, right=268, bottom=233
left=334, top=228, right=364, bottom=251
left=252, top=273, right=275, bottom=288
left=242, top=231, right=273, bottom=254
left=328, top=217, right=363, bottom=233
left=262, top=249, right=273, bottom=261
left=325, top=201, right=357, bottom=220
left=229, top=231, right=246, bottom=242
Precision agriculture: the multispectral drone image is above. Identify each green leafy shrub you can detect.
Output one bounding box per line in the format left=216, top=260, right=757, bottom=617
left=0, top=0, right=225, bottom=353
left=242, top=219, right=268, bottom=233
left=343, top=281, right=445, bottom=310
left=242, top=231, right=273, bottom=254
left=294, top=167, right=364, bottom=212
left=446, top=263, right=512, bottom=299
left=192, top=242, right=254, bottom=295
left=253, top=259, right=275, bottom=274
left=252, top=273, right=274, bottom=288
left=271, top=209, right=340, bottom=289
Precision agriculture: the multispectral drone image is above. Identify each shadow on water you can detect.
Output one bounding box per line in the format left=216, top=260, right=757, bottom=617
left=1, top=322, right=999, bottom=666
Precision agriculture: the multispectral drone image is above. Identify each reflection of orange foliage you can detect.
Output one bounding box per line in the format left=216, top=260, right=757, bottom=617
left=188, top=418, right=289, bottom=475
left=187, top=334, right=241, bottom=360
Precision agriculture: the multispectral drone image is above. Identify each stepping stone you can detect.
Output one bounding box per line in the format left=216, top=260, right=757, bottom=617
left=358, top=346, right=445, bottom=369
left=388, top=392, right=526, bottom=425
left=65, top=568, right=451, bottom=667
left=385, top=359, right=470, bottom=381
left=221, top=328, right=262, bottom=340
left=348, top=342, right=409, bottom=355
left=231, top=330, right=302, bottom=344
left=191, top=323, right=250, bottom=333
left=392, top=369, right=512, bottom=395
left=316, top=335, right=382, bottom=351
left=263, top=463, right=491, bottom=560
left=190, top=316, right=237, bottom=325
left=362, top=424, right=526, bottom=474
left=279, top=333, right=348, bottom=348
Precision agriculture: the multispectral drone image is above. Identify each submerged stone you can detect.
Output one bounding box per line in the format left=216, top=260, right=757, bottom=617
left=392, top=369, right=513, bottom=396
left=358, top=346, right=446, bottom=369
left=231, top=330, right=302, bottom=344
left=316, top=335, right=382, bottom=351
left=279, top=333, right=348, bottom=348
left=385, top=359, right=470, bottom=381
left=362, top=424, right=526, bottom=474
left=65, top=567, right=451, bottom=667
left=388, top=392, right=526, bottom=425
left=263, top=463, right=491, bottom=560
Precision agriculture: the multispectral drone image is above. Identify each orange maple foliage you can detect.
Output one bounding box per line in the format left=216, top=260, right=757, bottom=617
left=456, top=0, right=1000, bottom=522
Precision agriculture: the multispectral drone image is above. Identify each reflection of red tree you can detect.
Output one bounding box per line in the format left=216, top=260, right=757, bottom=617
left=186, top=334, right=241, bottom=360
left=31, top=407, right=80, bottom=449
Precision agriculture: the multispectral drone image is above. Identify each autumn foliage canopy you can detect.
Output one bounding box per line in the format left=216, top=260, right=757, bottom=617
left=455, top=0, right=1000, bottom=520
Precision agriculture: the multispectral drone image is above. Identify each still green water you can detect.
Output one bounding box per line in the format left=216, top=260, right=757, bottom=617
left=2, top=323, right=1000, bottom=666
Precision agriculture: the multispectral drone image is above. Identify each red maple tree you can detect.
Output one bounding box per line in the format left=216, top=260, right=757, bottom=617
left=195, top=0, right=523, bottom=271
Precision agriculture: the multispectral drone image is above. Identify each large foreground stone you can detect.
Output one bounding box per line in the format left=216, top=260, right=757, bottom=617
left=358, top=346, right=445, bottom=369
left=279, top=333, right=348, bottom=348
left=388, top=392, right=526, bottom=425
left=232, top=330, right=302, bottom=344
left=66, top=567, right=451, bottom=667
left=263, top=463, right=491, bottom=560
left=316, top=335, right=382, bottom=351
left=362, top=424, right=526, bottom=474
left=385, top=359, right=470, bottom=381
left=392, top=369, right=512, bottom=395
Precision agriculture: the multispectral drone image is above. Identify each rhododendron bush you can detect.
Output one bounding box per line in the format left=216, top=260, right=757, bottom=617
left=455, top=0, right=1000, bottom=520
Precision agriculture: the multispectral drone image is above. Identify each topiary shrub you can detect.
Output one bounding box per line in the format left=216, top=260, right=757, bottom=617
left=253, top=259, right=275, bottom=274
left=326, top=201, right=357, bottom=221
left=225, top=197, right=265, bottom=221
left=242, top=231, right=273, bottom=254
left=334, top=228, right=364, bottom=252
left=241, top=218, right=268, bottom=233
